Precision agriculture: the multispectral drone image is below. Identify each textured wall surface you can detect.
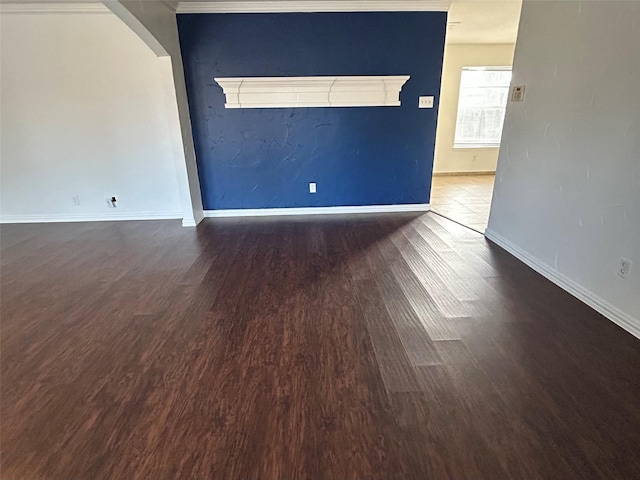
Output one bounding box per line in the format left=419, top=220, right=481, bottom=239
left=177, top=12, right=446, bottom=210
left=0, top=13, right=182, bottom=221
left=488, top=1, right=640, bottom=328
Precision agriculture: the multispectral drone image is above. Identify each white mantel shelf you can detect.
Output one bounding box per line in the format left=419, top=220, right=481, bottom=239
left=214, top=76, right=411, bottom=109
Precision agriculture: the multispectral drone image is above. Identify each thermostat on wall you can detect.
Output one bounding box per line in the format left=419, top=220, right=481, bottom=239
left=511, top=85, right=526, bottom=102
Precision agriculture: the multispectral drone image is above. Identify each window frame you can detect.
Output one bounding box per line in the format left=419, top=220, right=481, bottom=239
left=453, top=66, right=512, bottom=149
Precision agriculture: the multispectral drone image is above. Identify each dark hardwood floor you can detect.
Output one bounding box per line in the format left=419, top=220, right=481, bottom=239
left=1, top=213, right=639, bottom=480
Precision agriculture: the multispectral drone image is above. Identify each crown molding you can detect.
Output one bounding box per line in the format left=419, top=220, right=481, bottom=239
left=0, top=2, right=111, bottom=15
left=162, top=1, right=180, bottom=12
left=0, top=1, right=450, bottom=15
left=176, top=1, right=451, bottom=14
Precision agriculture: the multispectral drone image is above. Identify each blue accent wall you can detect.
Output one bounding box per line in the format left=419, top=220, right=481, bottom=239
left=177, top=12, right=446, bottom=210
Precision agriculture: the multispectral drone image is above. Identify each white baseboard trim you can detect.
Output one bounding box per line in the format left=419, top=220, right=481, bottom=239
left=484, top=228, right=640, bottom=339
left=204, top=203, right=430, bottom=218
left=0, top=212, right=183, bottom=224
left=182, top=210, right=205, bottom=227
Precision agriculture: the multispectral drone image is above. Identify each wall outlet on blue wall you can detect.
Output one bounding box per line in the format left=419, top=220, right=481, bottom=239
left=309, top=183, right=317, bottom=194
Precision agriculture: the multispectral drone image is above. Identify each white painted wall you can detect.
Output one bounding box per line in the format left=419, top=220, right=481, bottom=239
left=487, top=0, right=640, bottom=336
left=106, top=0, right=204, bottom=226
left=0, top=12, right=183, bottom=222
left=433, top=43, right=515, bottom=174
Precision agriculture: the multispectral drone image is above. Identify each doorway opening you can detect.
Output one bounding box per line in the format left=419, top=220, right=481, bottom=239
left=430, top=173, right=496, bottom=232
left=430, top=1, right=522, bottom=233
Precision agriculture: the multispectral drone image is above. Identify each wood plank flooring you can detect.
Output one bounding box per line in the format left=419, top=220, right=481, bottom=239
left=1, top=213, right=639, bottom=479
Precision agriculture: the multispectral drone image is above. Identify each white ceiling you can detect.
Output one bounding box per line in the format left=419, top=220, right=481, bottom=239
left=446, top=0, right=522, bottom=44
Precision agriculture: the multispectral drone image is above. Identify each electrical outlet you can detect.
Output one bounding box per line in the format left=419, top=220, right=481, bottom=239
left=618, top=258, right=633, bottom=278
left=72, top=195, right=80, bottom=206
left=309, top=182, right=316, bottom=194
left=107, top=196, right=117, bottom=208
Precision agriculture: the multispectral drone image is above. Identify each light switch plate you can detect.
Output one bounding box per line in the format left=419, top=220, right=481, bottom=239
left=418, top=96, right=434, bottom=109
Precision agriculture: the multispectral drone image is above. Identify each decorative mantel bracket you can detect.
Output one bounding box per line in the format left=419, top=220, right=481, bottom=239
left=214, top=75, right=411, bottom=108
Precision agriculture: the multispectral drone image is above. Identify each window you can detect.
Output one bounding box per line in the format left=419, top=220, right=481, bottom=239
left=454, top=67, right=512, bottom=148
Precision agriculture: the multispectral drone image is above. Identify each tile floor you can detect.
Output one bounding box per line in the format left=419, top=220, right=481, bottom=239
left=429, top=174, right=495, bottom=232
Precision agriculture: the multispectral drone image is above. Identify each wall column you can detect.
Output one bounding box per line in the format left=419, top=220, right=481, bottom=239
left=103, top=0, right=204, bottom=226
